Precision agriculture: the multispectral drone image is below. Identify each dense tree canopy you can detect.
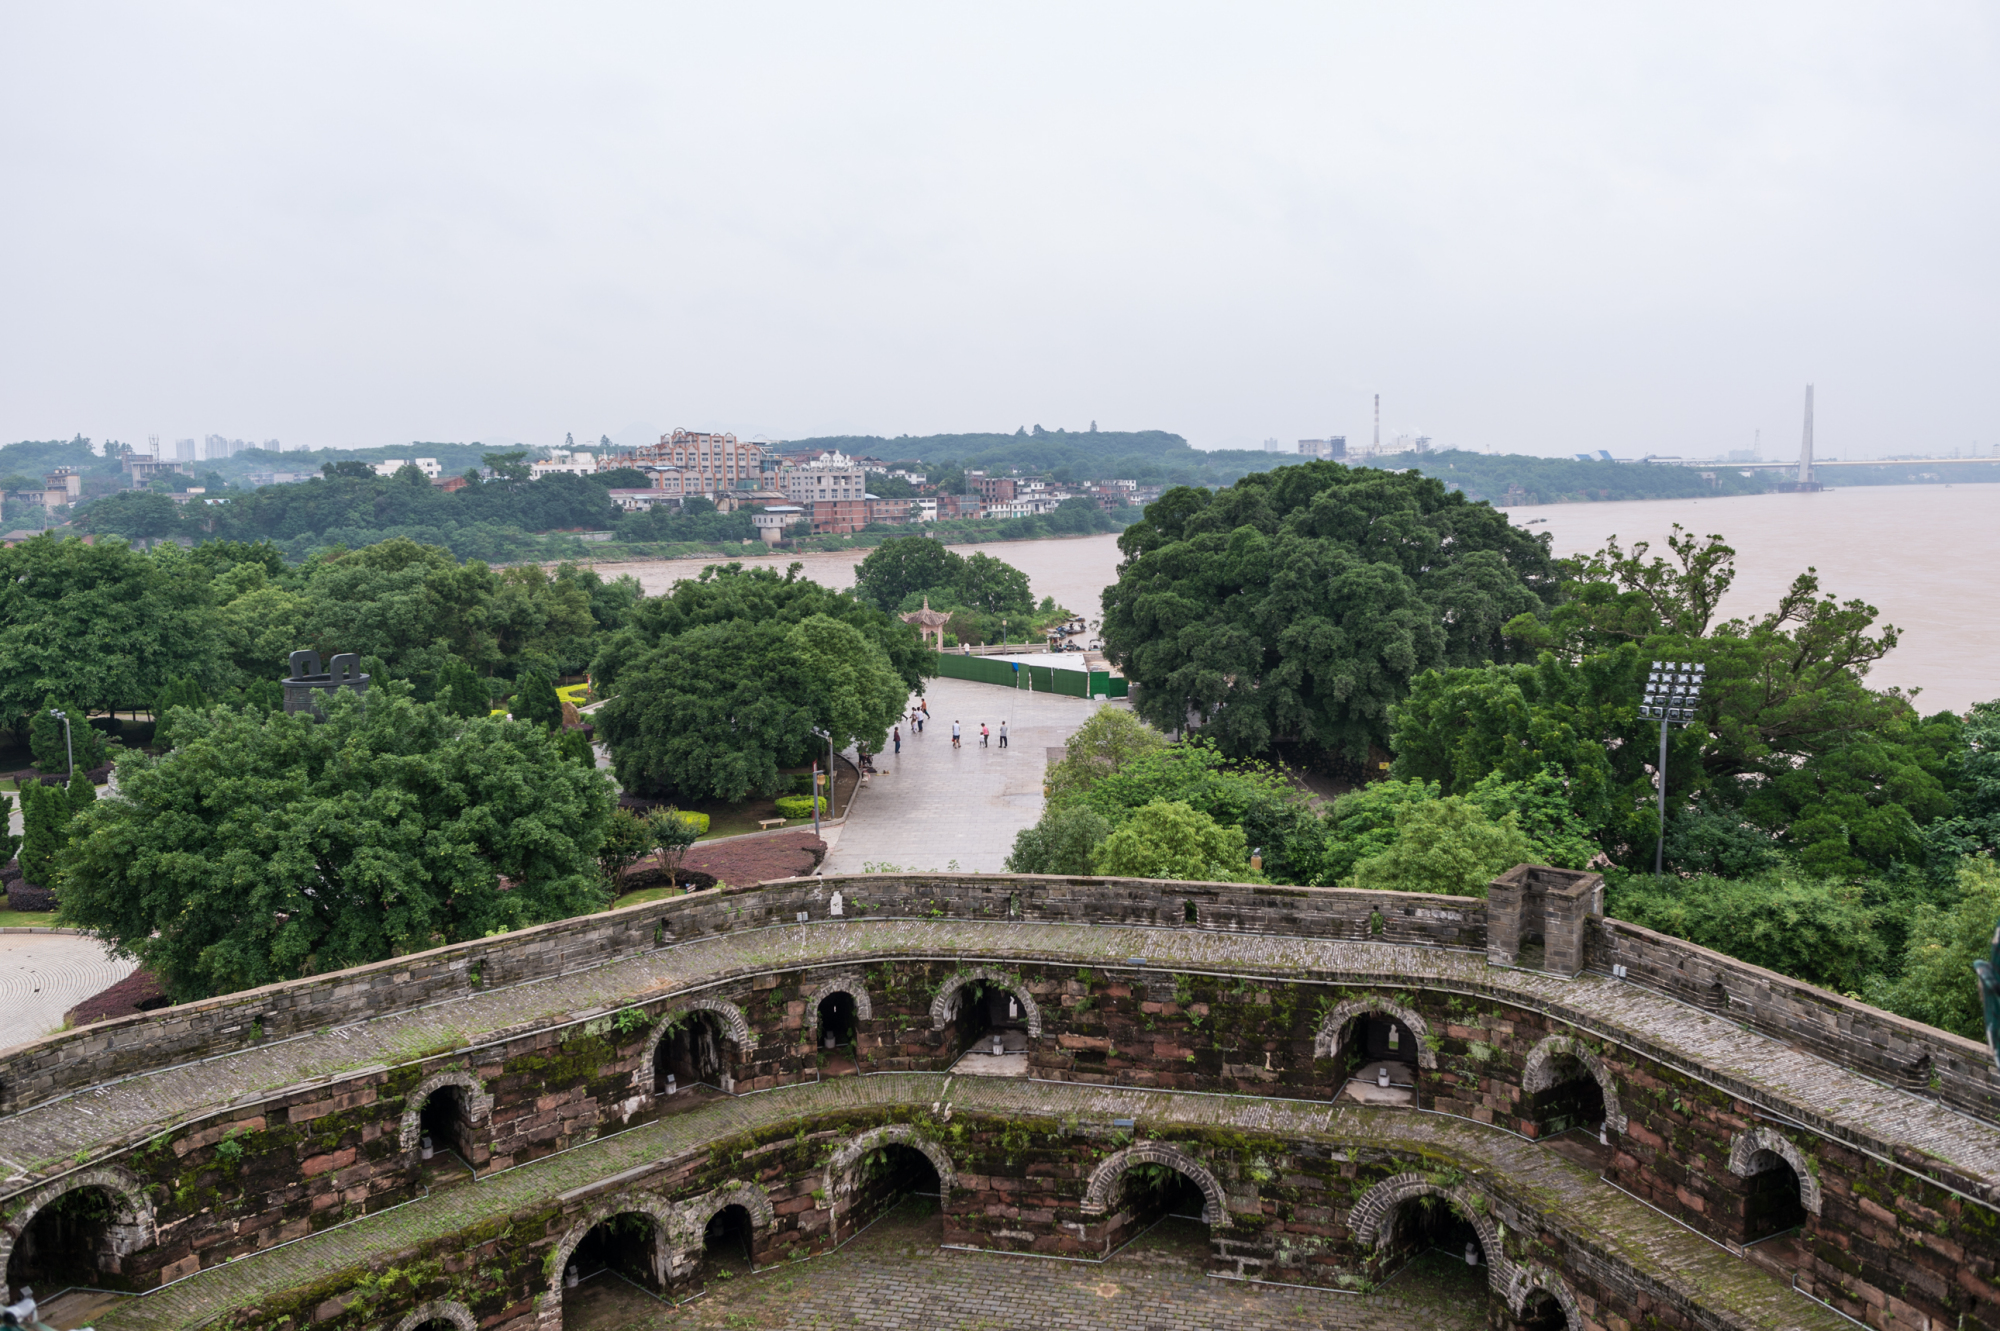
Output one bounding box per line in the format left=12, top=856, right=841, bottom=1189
left=591, top=565, right=929, bottom=801
left=59, top=689, right=616, bottom=1001
left=1102, top=462, right=1558, bottom=763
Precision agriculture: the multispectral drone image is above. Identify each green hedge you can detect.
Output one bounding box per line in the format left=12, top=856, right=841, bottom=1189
left=667, top=810, right=709, bottom=835
left=774, top=795, right=826, bottom=819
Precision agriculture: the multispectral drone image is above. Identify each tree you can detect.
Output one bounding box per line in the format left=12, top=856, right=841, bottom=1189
left=482, top=452, right=531, bottom=482
left=596, top=613, right=906, bottom=802
left=436, top=659, right=489, bottom=719
left=1044, top=709, right=1169, bottom=804
left=18, top=782, right=68, bottom=885
left=1006, top=806, right=1112, bottom=875
left=322, top=460, right=376, bottom=480
left=0, top=795, right=19, bottom=868
left=153, top=676, right=211, bottom=750
left=597, top=808, right=652, bottom=891
left=954, top=552, right=1033, bottom=616
left=556, top=726, right=596, bottom=769
left=514, top=672, right=562, bottom=730
left=58, top=689, right=615, bottom=1001
left=1090, top=799, right=1252, bottom=881
left=1101, top=463, right=1557, bottom=764
left=851, top=535, right=962, bottom=612
left=646, top=807, right=701, bottom=887
left=1320, top=779, right=1439, bottom=885
left=31, top=702, right=107, bottom=775
left=0, top=537, right=225, bottom=731
left=1866, top=858, right=2000, bottom=1039
left=1610, top=868, right=1888, bottom=998
left=1352, top=796, right=1533, bottom=897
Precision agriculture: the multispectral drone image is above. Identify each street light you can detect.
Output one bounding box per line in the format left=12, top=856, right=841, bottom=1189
left=48, top=708, right=72, bottom=781
left=1639, top=660, right=1704, bottom=877
left=811, top=727, right=836, bottom=821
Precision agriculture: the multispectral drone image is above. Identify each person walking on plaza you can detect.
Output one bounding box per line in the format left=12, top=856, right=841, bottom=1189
left=893, top=726, right=901, bottom=758
left=980, top=722, right=990, bottom=747
left=951, top=720, right=962, bottom=749
left=998, top=720, right=1008, bottom=749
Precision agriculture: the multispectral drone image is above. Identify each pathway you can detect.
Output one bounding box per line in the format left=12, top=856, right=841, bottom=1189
left=92, top=1074, right=1848, bottom=1331
left=823, top=676, right=1108, bottom=875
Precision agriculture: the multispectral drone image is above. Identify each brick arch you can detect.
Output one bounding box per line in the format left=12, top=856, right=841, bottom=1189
left=545, top=1192, right=678, bottom=1296
left=1505, top=1265, right=1584, bottom=1325
left=664, top=1182, right=775, bottom=1280
left=928, top=968, right=1041, bottom=1038
left=1520, top=1033, right=1627, bottom=1132
left=398, top=1069, right=494, bottom=1153
left=1312, top=996, right=1438, bottom=1069
left=1727, top=1126, right=1822, bottom=1216
left=0, top=1165, right=155, bottom=1288
left=1079, top=1142, right=1227, bottom=1226
left=394, top=1299, right=479, bottom=1331
left=1346, top=1171, right=1513, bottom=1298
left=638, top=998, right=757, bottom=1083
left=805, top=973, right=874, bottom=1027
left=823, top=1124, right=957, bottom=1216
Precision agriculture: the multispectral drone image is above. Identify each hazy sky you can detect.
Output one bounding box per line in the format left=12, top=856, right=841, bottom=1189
left=4, top=4, right=1996, bottom=457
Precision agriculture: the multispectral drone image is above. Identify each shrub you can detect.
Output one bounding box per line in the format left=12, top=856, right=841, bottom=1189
left=1609, top=867, right=1888, bottom=996
left=1090, top=800, right=1252, bottom=882
left=1006, top=806, right=1111, bottom=875
left=665, top=810, right=709, bottom=835
left=774, top=795, right=826, bottom=819
left=1351, top=796, right=1534, bottom=898
left=7, top=882, right=56, bottom=912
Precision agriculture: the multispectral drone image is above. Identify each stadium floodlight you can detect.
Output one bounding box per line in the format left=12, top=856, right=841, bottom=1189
left=1639, top=661, right=1705, bottom=877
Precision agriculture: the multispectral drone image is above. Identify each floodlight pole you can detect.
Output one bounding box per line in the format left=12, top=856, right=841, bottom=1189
left=1640, top=661, right=1704, bottom=880
left=1655, top=716, right=1670, bottom=878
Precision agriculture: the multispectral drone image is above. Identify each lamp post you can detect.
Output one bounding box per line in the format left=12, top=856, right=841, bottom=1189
left=811, top=727, right=836, bottom=819
left=48, top=708, right=72, bottom=781
left=1639, top=660, right=1704, bottom=877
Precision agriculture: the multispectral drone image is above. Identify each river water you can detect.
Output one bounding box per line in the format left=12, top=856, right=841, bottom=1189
left=600, top=482, right=1999, bottom=713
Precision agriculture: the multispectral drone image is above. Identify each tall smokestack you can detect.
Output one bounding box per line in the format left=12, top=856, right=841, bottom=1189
left=1799, top=384, right=1815, bottom=486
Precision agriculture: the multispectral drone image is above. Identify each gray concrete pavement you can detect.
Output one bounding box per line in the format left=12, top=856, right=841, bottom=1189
left=821, top=677, right=1110, bottom=875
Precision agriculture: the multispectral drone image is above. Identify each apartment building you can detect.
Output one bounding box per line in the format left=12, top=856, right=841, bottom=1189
left=643, top=430, right=764, bottom=494
left=780, top=460, right=866, bottom=506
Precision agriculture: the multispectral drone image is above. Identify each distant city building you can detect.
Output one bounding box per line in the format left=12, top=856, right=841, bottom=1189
left=973, top=475, right=1016, bottom=503
left=752, top=504, right=805, bottom=543
left=605, top=488, right=676, bottom=512
left=529, top=451, right=596, bottom=479
left=1297, top=437, right=1347, bottom=460
left=1263, top=437, right=1284, bottom=452
left=372, top=458, right=444, bottom=478
left=809, top=496, right=870, bottom=535
left=174, top=438, right=197, bottom=462
left=781, top=461, right=866, bottom=506
left=123, top=453, right=189, bottom=485
left=632, top=430, right=765, bottom=494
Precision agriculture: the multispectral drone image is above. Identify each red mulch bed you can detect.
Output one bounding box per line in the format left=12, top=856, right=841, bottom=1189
left=67, top=967, right=170, bottom=1027
left=683, top=830, right=825, bottom=884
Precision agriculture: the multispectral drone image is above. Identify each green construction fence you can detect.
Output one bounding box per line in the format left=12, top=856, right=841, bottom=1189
left=931, top=651, right=1128, bottom=699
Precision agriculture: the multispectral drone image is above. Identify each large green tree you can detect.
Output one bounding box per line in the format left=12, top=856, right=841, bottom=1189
left=1102, top=462, right=1557, bottom=763
left=0, top=535, right=225, bottom=728
left=58, top=689, right=615, bottom=1001
left=595, top=610, right=908, bottom=802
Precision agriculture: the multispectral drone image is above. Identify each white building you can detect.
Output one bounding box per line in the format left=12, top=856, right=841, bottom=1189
left=530, top=450, right=597, bottom=479
left=752, top=504, right=805, bottom=544
left=372, top=458, right=444, bottom=478
left=779, top=461, right=866, bottom=505
left=910, top=497, right=938, bottom=522
left=606, top=488, right=676, bottom=511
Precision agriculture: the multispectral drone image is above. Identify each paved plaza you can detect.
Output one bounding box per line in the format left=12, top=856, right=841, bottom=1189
left=0, top=932, right=136, bottom=1052
left=822, top=676, right=1111, bottom=876
left=562, top=1199, right=1491, bottom=1331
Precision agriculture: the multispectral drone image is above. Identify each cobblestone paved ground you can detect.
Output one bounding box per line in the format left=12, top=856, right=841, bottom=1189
left=90, top=1074, right=1847, bottom=1331
left=562, top=1201, right=1493, bottom=1331
left=822, top=677, right=1108, bottom=875
left=0, top=932, right=136, bottom=1051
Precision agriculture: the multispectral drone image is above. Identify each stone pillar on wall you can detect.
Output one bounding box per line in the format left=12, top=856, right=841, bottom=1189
left=1486, top=865, right=1604, bottom=976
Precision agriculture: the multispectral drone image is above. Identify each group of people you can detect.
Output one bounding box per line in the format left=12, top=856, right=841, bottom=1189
left=890, top=696, right=1008, bottom=759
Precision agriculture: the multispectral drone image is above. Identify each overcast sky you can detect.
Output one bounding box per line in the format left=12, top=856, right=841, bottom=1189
left=3, top=4, right=1995, bottom=458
